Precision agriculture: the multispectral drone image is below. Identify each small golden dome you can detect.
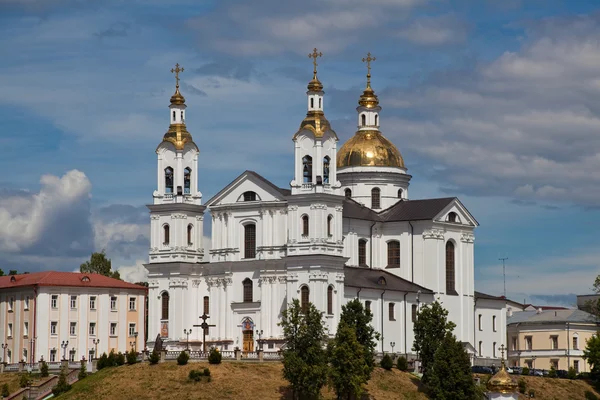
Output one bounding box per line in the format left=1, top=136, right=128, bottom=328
left=170, top=87, right=186, bottom=106
left=160, top=123, right=197, bottom=151
left=337, top=130, right=404, bottom=168
left=487, top=364, right=518, bottom=394
left=293, top=110, right=337, bottom=139
left=307, top=76, right=324, bottom=92
left=358, top=86, right=379, bottom=108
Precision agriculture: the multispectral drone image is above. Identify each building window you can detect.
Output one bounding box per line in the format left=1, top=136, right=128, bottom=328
left=23, top=322, right=28, bottom=337
left=268, top=343, right=274, bottom=349
left=574, top=360, right=580, bottom=373
left=187, top=224, right=193, bottom=246
left=551, top=335, right=558, bottom=349
left=163, top=224, right=170, bottom=245
left=129, top=297, right=136, bottom=311
left=525, top=336, right=532, bottom=350
left=551, top=359, right=559, bottom=370
left=69, top=349, right=76, bottom=362
left=203, top=296, right=209, bottom=315
left=387, top=241, right=400, bottom=268
left=110, top=296, right=117, bottom=310
left=50, top=349, right=56, bottom=362
left=89, top=322, right=96, bottom=336
left=302, top=215, right=309, bottom=237
left=50, top=322, right=57, bottom=336
left=243, top=278, right=253, bottom=303
left=412, top=304, right=418, bottom=323
left=573, top=336, right=579, bottom=350
left=303, top=155, right=313, bottom=183
left=165, top=167, right=174, bottom=193
left=323, top=156, right=330, bottom=183
left=90, top=296, right=96, bottom=310
left=129, top=323, right=136, bottom=337
left=70, top=296, right=77, bottom=309
left=371, top=188, right=381, bottom=209
left=23, top=349, right=27, bottom=363
left=493, top=315, right=497, bottom=332
left=365, top=300, right=371, bottom=312
left=6, top=350, right=10, bottom=363
left=397, top=189, right=403, bottom=198
left=51, top=295, right=58, bottom=309
left=244, top=224, right=256, bottom=259
left=327, top=215, right=332, bottom=237
left=24, top=296, right=29, bottom=311
left=512, top=337, right=517, bottom=351
left=478, top=314, right=482, bottom=331
left=184, top=167, right=191, bottom=194
left=301, top=286, right=309, bottom=313
left=358, top=239, right=367, bottom=267
left=172, top=110, right=176, bottom=121
left=243, top=191, right=257, bottom=201
left=8, top=297, right=13, bottom=312
left=447, top=212, right=458, bottom=223
left=70, top=322, right=77, bottom=336
left=110, top=323, right=117, bottom=336
left=389, top=303, right=395, bottom=321
left=361, top=114, right=366, bottom=126
left=478, top=341, right=482, bottom=356
left=344, top=188, right=351, bottom=199
left=310, top=98, right=314, bottom=108
left=7, top=323, right=12, bottom=338
left=446, top=241, right=456, bottom=295
left=161, top=292, right=169, bottom=320
left=327, top=286, right=333, bottom=315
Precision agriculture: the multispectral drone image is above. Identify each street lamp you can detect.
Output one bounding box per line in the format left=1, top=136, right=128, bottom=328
left=92, top=338, right=100, bottom=358
left=256, top=329, right=264, bottom=351
left=390, top=342, right=396, bottom=354
left=1, top=343, right=7, bottom=364
left=60, top=341, right=69, bottom=361
left=184, top=329, right=192, bottom=351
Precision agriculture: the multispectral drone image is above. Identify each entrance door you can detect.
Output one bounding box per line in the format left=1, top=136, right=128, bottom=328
left=243, top=330, right=254, bottom=352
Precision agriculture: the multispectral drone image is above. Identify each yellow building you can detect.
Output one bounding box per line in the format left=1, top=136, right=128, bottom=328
left=507, top=308, right=598, bottom=372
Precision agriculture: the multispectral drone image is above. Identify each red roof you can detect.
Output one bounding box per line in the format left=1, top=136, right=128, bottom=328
left=0, top=271, right=147, bottom=291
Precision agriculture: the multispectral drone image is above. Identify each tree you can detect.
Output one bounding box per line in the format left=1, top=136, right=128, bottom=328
left=0, top=269, right=4, bottom=277
left=8, top=270, right=17, bottom=276
left=52, top=368, right=71, bottom=396
left=279, top=299, right=328, bottom=400
left=80, top=250, right=120, bottom=279
left=328, top=322, right=370, bottom=400
left=40, top=360, right=49, bottom=377
left=426, top=334, right=477, bottom=400
left=380, top=353, right=394, bottom=370
left=412, top=300, right=456, bottom=384
left=339, top=298, right=379, bottom=376
left=78, top=359, right=87, bottom=380
left=584, top=333, right=600, bottom=382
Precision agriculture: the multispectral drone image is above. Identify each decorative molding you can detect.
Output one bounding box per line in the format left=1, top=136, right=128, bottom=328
left=287, top=273, right=298, bottom=282
left=309, top=271, right=328, bottom=281
left=278, top=276, right=288, bottom=283
left=191, top=279, right=202, bottom=288
left=335, top=273, right=345, bottom=283
left=287, top=205, right=298, bottom=212
left=151, top=215, right=160, bottom=220
left=205, top=277, right=218, bottom=288
left=423, top=228, right=445, bottom=240
left=195, top=215, right=204, bottom=221
left=148, top=280, right=160, bottom=289
left=461, top=233, right=475, bottom=243
left=310, top=203, right=327, bottom=210
left=169, top=278, right=188, bottom=288
left=335, top=206, right=343, bottom=212
left=171, top=213, right=187, bottom=219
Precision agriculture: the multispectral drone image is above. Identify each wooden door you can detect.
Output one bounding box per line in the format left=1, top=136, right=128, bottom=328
left=243, top=330, right=254, bottom=352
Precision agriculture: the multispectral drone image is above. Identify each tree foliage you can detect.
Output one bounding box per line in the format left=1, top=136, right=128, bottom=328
left=584, top=333, right=600, bottom=381
left=78, top=359, right=87, bottom=380
left=280, top=299, right=328, bottom=400
left=412, top=300, right=456, bottom=383
left=380, top=354, right=393, bottom=370
left=339, top=298, right=379, bottom=375
left=328, top=322, right=370, bottom=400
left=80, top=250, right=120, bottom=279
left=52, top=368, right=72, bottom=396
left=40, top=360, right=49, bottom=377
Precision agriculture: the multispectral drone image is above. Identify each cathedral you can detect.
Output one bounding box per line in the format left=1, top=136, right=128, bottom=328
left=145, top=53, right=501, bottom=361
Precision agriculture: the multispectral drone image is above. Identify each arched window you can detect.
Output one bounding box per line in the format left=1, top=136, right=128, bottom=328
left=371, top=187, right=381, bottom=209
left=161, top=292, right=169, bottom=320
left=323, top=156, right=330, bottom=183
left=327, top=286, right=333, bottom=315
left=165, top=167, right=174, bottom=193
left=243, top=278, right=253, bottom=302
left=389, top=303, right=395, bottom=320
left=387, top=240, right=400, bottom=268
left=319, top=98, right=322, bottom=108
left=447, top=212, right=458, bottom=223
left=301, top=286, right=309, bottom=313
left=184, top=167, right=191, bottom=194
left=493, top=315, right=497, bottom=332
left=398, top=189, right=403, bottom=198
left=446, top=241, right=456, bottom=294
left=361, top=114, right=366, bottom=126
left=187, top=224, right=193, bottom=246
left=172, top=111, right=176, bottom=122
left=163, top=224, right=170, bottom=245
left=203, top=296, right=209, bottom=315
left=310, top=98, right=314, bottom=108
left=303, top=156, right=313, bottom=183
left=243, top=191, right=257, bottom=201
left=302, top=215, right=309, bottom=237
left=344, top=188, right=352, bottom=199
left=327, top=215, right=333, bottom=237
left=358, top=239, right=367, bottom=266
left=375, top=115, right=378, bottom=126
left=244, top=224, right=256, bottom=259
left=180, top=110, right=184, bottom=122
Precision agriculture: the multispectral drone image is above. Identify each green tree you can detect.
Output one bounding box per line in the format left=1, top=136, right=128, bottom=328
left=328, top=322, right=370, bottom=400
left=584, top=333, right=600, bottom=382
left=412, top=300, right=456, bottom=384
left=0, top=269, right=4, bottom=277
left=52, top=368, right=71, bottom=396
left=339, top=298, right=379, bottom=376
left=79, top=250, right=120, bottom=279
left=8, top=270, right=17, bottom=276
left=380, top=354, right=394, bottom=370
left=426, top=334, right=477, bottom=400
left=127, top=349, right=138, bottom=365
left=40, top=360, right=49, bottom=377
left=78, top=359, right=87, bottom=380
left=279, top=299, right=328, bottom=400
left=1, top=383, right=9, bottom=397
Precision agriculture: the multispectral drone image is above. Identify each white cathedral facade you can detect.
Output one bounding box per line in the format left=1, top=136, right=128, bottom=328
left=145, top=58, right=506, bottom=362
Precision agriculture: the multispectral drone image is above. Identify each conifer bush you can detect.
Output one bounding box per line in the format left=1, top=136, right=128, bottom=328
left=107, top=350, right=116, bottom=367
left=522, top=366, right=530, bottom=376
left=177, top=351, right=189, bottom=366
left=518, top=378, right=527, bottom=394
left=149, top=350, right=160, bottom=365
left=18, top=373, right=29, bottom=388
left=380, top=354, right=393, bottom=370
left=52, top=369, right=71, bottom=396
left=97, top=352, right=109, bottom=370
left=40, top=360, right=49, bottom=377
left=568, top=367, right=577, bottom=380
left=2, top=383, right=9, bottom=397
left=78, top=359, right=87, bottom=380
left=115, top=352, right=125, bottom=366
left=126, top=349, right=138, bottom=365
left=208, top=348, right=222, bottom=364
left=396, top=356, right=408, bottom=371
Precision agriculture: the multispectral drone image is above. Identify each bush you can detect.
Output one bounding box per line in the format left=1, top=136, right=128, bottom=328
left=203, top=367, right=211, bottom=377
left=208, top=348, right=222, bottom=364
left=189, top=369, right=204, bottom=381
left=2, top=383, right=9, bottom=397
left=380, top=353, right=393, bottom=370
left=548, top=367, right=557, bottom=378
left=78, top=359, right=87, bottom=380
left=585, top=391, right=599, bottom=400
left=522, top=366, right=530, bottom=376
left=18, top=373, right=29, bottom=388
left=40, top=360, right=49, bottom=377
left=567, top=367, right=577, bottom=380
left=177, top=351, right=189, bottom=366
left=126, top=349, right=138, bottom=365
left=97, top=352, right=108, bottom=370
left=52, top=369, right=71, bottom=396
left=115, top=352, right=125, bottom=366
left=149, top=350, right=160, bottom=365
left=518, top=378, right=527, bottom=394
left=107, top=350, right=116, bottom=367
left=396, top=356, right=408, bottom=371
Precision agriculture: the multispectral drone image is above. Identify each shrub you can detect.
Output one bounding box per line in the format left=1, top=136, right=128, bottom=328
left=18, top=373, right=29, bottom=388
left=149, top=350, right=160, bottom=365
left=96, top=352, right=108, bottom=370
left=203, top=367, right=211, bottom=377
left=2, top=383, right=9, bottom=397
left=115, top=352, right=125, bottom=366
left=548, top=367, right=557, bottom=378
left=126, top=349, right=138, bottom=365
left=52, top=369, right=71, bottom=396
left=567, top=367, right=577, bottom=380
left=78, top=359, right=87, bottom=380
left=396, top=356, right=408, bottom=371
left=40, top=360, right=49, bottom=377
left=189, top=369, right=203, bottom=381
left=107, top=350, right=116, bottom=367
left=208, top=348, right=222, bottom=364
left=522, top=366, right=530, bottom=376
left=585, top=391, right=599, bottom=400
left=177, top=351, right=189, bottom=366
left=380, top=353, right=393, bottom=370
left=518, top=378, right=527, bottom=394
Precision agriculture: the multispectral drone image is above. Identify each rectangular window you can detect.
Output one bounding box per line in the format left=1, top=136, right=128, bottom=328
left=203, top=296, right=209, bottom=315
left=492, top=315, right=497, bottom=332
left=24, top=296, right=29, bottom=311
left=23, top=349, right=27, bottom=363
left=69, top=350, right=75, bottom=362
left=110, top=323, right=117, bottom=336
left=551, top=359, right=559, bottom=370
left=358, top=239, right=367, bottom=267
left=50, top=321, right=57, bottom=335
left=129, top=323, right=136, bottom=337
left=389, top=303, right=395, bottom=321
left=244, top=224, right=256, bottom=259
left=478, top=341, right=482, bottom=356
left=8, top=323, right=12, bottom=338
left=110, top=296, right=117, bottom=310
left=525, top=336, right=532, bottom=350
left=574, top=360, right=580, bottom=373
left=478, top=314, right=482, bottom=331
left=512, top=337, right=517, bottom=351
left=23, top=322, right=28, bottom=337
left=70, top=296, right=77, bottom=309
left=89, top=296, right=96, bottom=310
left=51, top=295, right=58, bottom=309
left=50, top=349, right=56, bottom=362
left=129, top=297, right=136, bottom=311
left=8, top=297, right=14, bottom=312
left=89, top=322, right=96, bottom=336
left=411, top=304, right=418, bottom=323
left=365, top=300, right=371, bottom=312
left=573, top=337, right=579, bottom=350
left=70, top=322, right=77, bottom=336
left=551, top=335, right=558, bottom=350
left=493, top=342, right=496, bottom=358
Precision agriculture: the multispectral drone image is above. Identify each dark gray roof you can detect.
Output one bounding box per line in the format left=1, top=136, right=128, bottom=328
left=507, top=309, right=598, bottom=325
left=342, top=199, right=382, bottom=221
left=475, top=291, right=506, bottom=301
left=379, top=197, right=456, bottom=222
left=344, top=266, right=433, bottom=293
left=206, top=170, right=290, bottom=205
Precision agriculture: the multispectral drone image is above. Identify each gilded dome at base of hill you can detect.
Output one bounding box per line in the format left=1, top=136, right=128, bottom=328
left=487, top=365, right=518, bottom=394
left=337, top=130, right=404, bottom=168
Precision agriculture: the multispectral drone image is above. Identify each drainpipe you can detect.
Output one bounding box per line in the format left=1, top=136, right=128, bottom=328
left=473, top=296, right=477, bottom=363
left=404, top=293, right=408, bottom=358
left=33, top=285, right=38, bottom=365
left=567, top=322, right=570, bottom=369
left=369, top=222, right=376, bottom=269
left=356, top=287, right=362, bottom=300
left=408, top=221, right=414, bottom=282
left=381, top=289, right=386, bottom=353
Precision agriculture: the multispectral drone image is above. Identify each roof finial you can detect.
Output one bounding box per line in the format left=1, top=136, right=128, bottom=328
left=499, top=344, right=506, bottom=369
left=308, top=48, right=323, bottom=80
left=171, top=63, right=184, bottom=89
left=362, top=52, right=376, bottom=89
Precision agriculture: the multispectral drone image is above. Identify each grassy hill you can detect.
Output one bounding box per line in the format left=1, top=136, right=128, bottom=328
left=54, top=362, right=600, bottom=400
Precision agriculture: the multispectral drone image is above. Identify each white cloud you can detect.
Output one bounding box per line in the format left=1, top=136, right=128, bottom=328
left=396, top=14, right=468, bottom=46
left=117, top=260, right=149, bottom=283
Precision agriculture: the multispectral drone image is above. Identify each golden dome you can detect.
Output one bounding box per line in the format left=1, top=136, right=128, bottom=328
left=160, top=123, right=197, bottom=151
left=358, top=86, right=379, bottom=108
left=487, top=364, right=518, bottom=394
left=307, top=75, right=324, bottom=92
left=337, top=130, right=404, bottom=168
left=293, top=110, right=337, bottom=139
left=170, top=87, right=186, bottom=106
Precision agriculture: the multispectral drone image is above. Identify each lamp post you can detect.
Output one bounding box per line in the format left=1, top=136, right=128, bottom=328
left=60, top=341, right=68, bottom=361
left=390, top=342, right=396, bottom=354
left=256, top=329, right=264, bottom=351
left=532, top=356, right=537, bottom=372
left=184, top=329, right=192, bottom=351
left=92, top=338, right=100, bottom=358
left=130, top=332, right=138, bottom=351
left=71, top=347, right=76, bottom=362
left=1, top=343, right=7, bottom=364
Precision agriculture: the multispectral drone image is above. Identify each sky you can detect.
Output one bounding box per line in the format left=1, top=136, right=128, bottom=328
left=0, top=0, right=599, bottom=307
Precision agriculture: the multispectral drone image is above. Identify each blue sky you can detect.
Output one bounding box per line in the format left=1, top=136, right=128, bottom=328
left=1, top=0, right=599, bottom=306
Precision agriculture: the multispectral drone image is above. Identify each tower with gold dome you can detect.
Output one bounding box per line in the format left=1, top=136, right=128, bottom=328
left=337, top=53, right=411, bottom=210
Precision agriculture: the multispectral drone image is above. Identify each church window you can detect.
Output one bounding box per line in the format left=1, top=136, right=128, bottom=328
left=243, top=278, right=253, bottom=303
left=493, top=315, right=497, bottom=332
left=303, top=156, right=313, bottom=183
left=243, top=191, right=257, bottom=201
left=446, top=241, right=456, bottom=295
left=310, top=98, right=314, bottom=108
left=371, top=188, right=381, bottom=209
left=161, top=292, right=169, bottom=320
left=358, top=239, right=367, bottom=266
left=244, top=224, right=256, bottom=259
left=163, top=224, right=170, bottom=245
left=447, top=212, right=458, bottom=223
left=187, top=224, right=193, bottom=246
left=327, top=215, right=332, bottom=237
left=172, top=110, right=176, bottom=122
left=165, top=167, right=174, bottom=193
left=203, top=296, right=209, bottom=315
left=327, top=286, right=333, bottom=315
left=184, top=167, right=191, bottom=194
left=344, top=188, right=352, bottom=199
left=389, top=303, right=395, bottom=320
left=300, top=286, right=309, bottom=313
left=323, top=156, right=330, bottom=183
left=361, top=114, right=366, bottom=126
left=302, top=215, right=309, bottom=237
left=387, top=241, right=400, bottom=268
left=375, top=115, right=378, bottom=126
left=478, top=314, right=482, bottom=331
left=319, top=98, right=322, bottom=108
left=365, top=300, right=371, bottom=312
left=398, top=189, right=403, bottom=198
left=180, top=110, right=184, bottom=123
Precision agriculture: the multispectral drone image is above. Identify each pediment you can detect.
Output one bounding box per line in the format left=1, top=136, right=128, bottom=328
left=205, top=170, right=289, bottom=207
left=433, top=198, right=478, bottom=227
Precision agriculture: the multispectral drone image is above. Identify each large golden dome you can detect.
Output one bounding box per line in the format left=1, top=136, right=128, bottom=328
left=160, top=123, right=196, bottom=151
left=487, top=364, right=518, bottom=394
left=337, top=130, right=404, bottom=168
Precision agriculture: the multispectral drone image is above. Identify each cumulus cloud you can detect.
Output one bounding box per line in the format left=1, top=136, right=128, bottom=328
left=117, top=260, right=149, bottom=283
left=396, top=14, right=469, bottom=46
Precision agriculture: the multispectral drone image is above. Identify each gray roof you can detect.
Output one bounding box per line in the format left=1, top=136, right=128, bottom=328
left=206, top=170, right=290, bottom=205
left=342, top=199, right=382, bottom=221
left=344, top=266, right=433, bottom=293
left=475, top=291, right=506, bottom=301
left=507, top=309, right=598, bottom=325
left=342, top=197, right=460, bottom=223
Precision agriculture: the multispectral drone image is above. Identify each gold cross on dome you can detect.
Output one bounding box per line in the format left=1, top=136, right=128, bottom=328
left=308, top=48, right=323, bottom=76
left=171, top=63, right=184, bottom=87
left=362, top=52, right=376, bottom=87
left=499, top=343, right=506, bottom=360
